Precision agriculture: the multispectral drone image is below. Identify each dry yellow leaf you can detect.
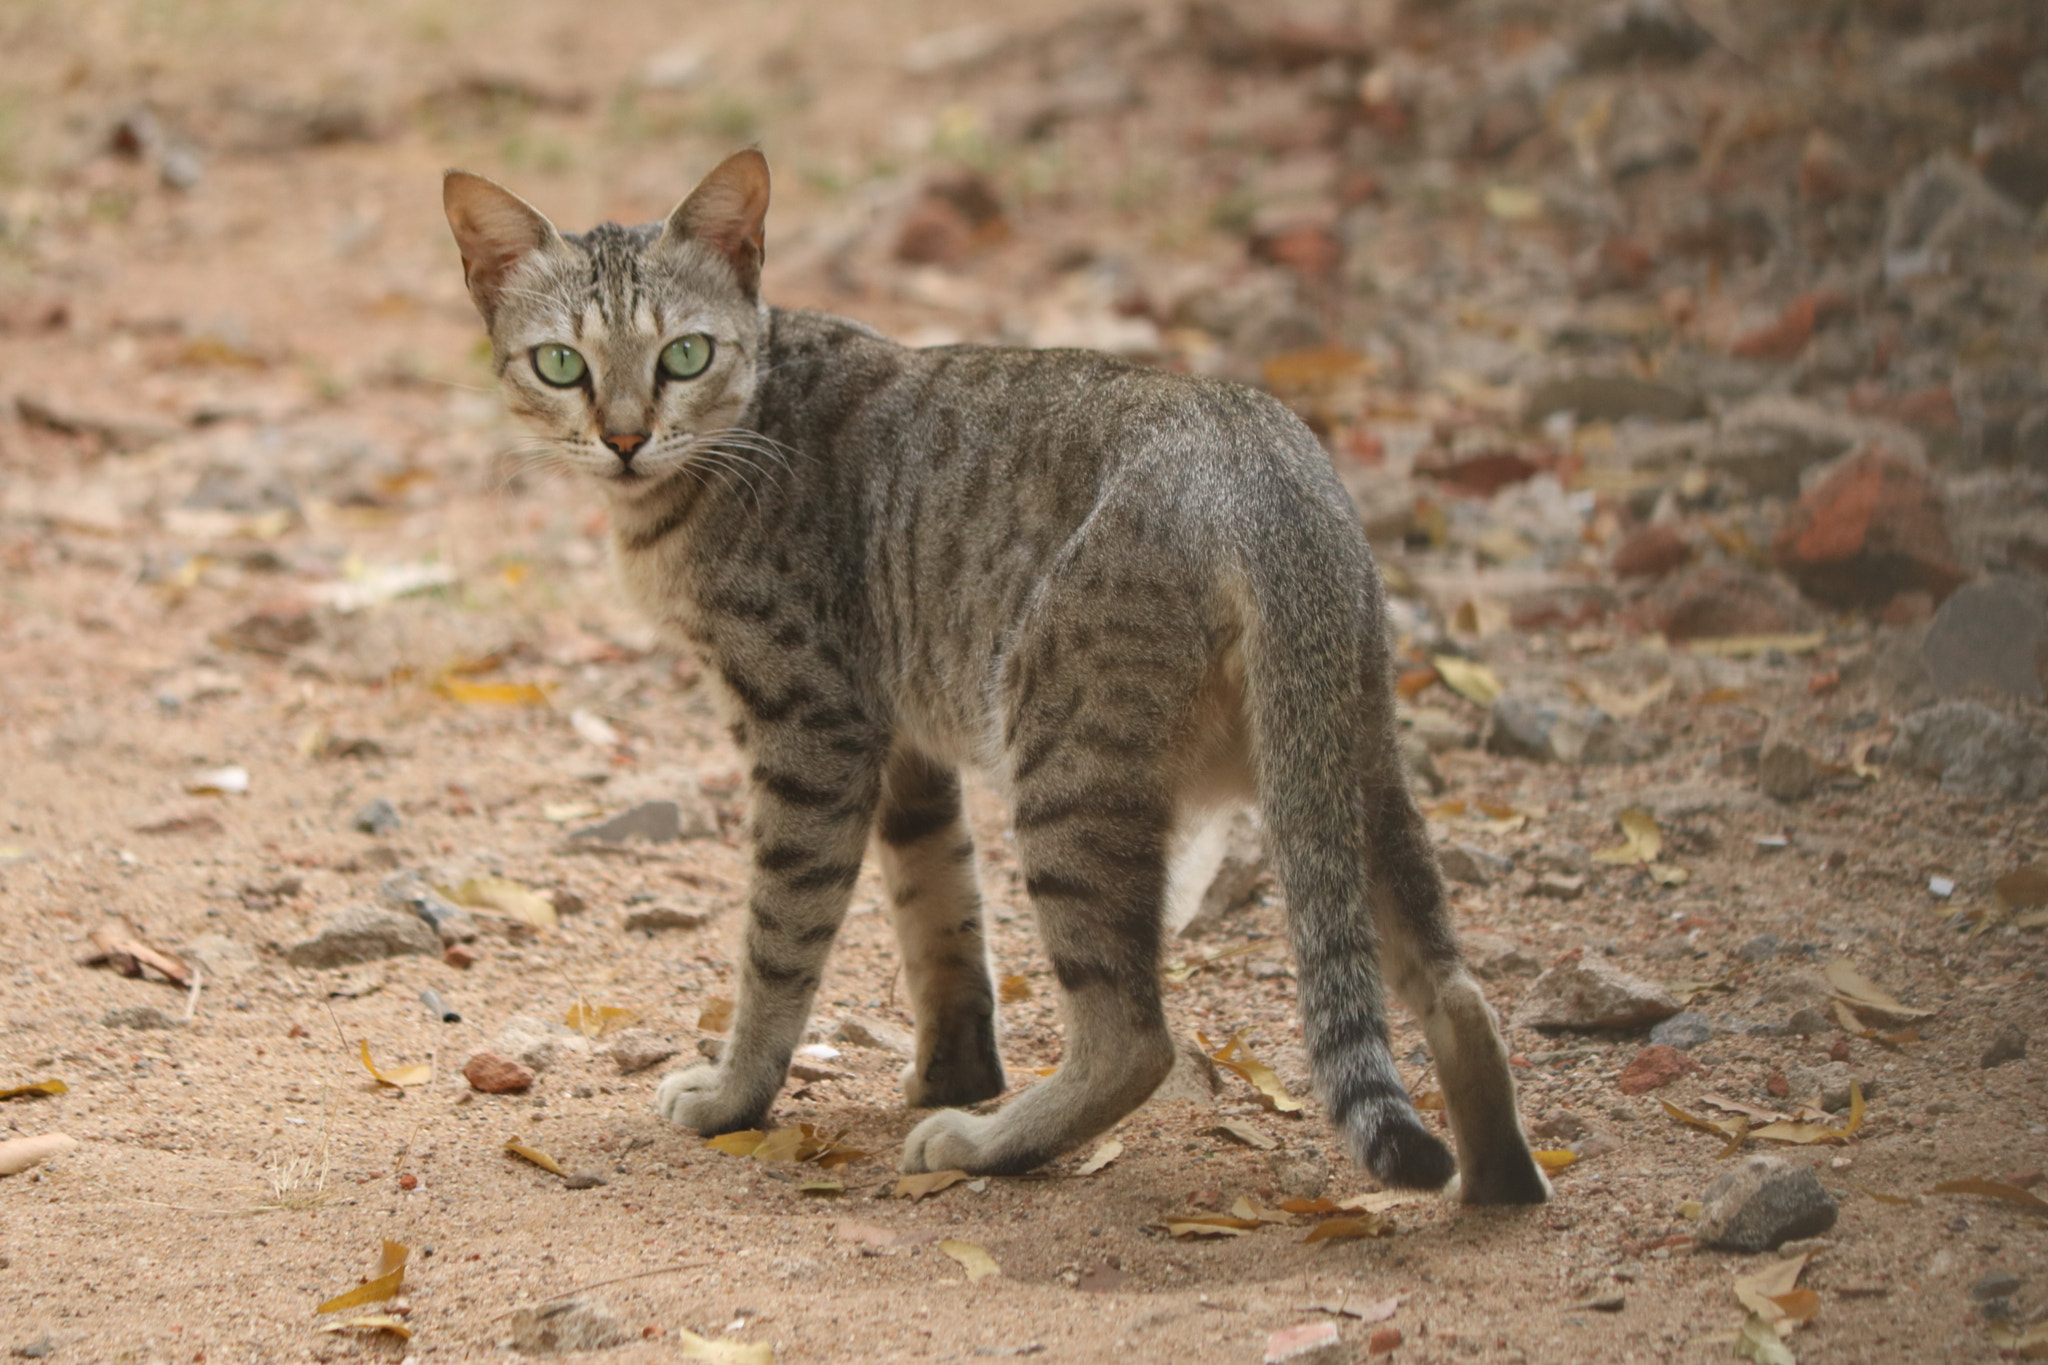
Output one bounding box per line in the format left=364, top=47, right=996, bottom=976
left=1229, top=1195, right=1293, bottom=1225
left=2017, top=909, right=2048, bottom=930
left=1302, top=1214, right=1393, bottom=1243
left=315, top=1241, right=407, bottom=1314
left=0, top=1079, right=68, bottom=1101
left=316, top=1315, right=411, bottom=1340
left=1684, top=632, right=1826, bottom=658
left=1734, top=1252, right=1812, bottom=1327
left=939, top=1239, right=1001, bottom=1282
left=1592, top=807, right=1663, bottom=865
left=446, top=876, right=557, bottom=929
left=896, top=1169, right=970, bottom=1201
left=1483, top=185, right=1543, bottom=222
left=698, top=997, right=735, bottom=1033
left=705, top=1130, right=768, bottom=1156
left=1583, top=677, right=1672, bottom=719
left=1201, top=1120, right=1278, bottom=1150
left=1647, top=863, right=1691, bottom=886
left=564, top=1001, right=639, bottom=1038
left=676, top=1329, right=775, bottom=1365
left=358, top=1040, right=430, bottom=1089
left=1994, top=863, right=2048, bottom=910
left=998, top=973, right=1032, bottom=1003
left=1744, top=1082, right=1863, bottom=1147
left=798, top=1178, right=844, bottom=1195
left=1533, top=1149, right=1579, bottom=1174
left=1430, top=654, right=1503, bottom=708
left=1336, top=1190, right=1424, bottom=1215
left=434, top=676, right=554, bottom=707
left=504, top=1139, right=566, bottom=1176
left=1163, top=1217, right=1255, bottom=1238
left=1824, top=960, right=1934, bottom=1020
left=1199, top=1032, right=1303, bottom=1113
left=1989, top=1324, right=2048, bottom=1359
left=1076, top=1138, right=1123, bottom=1176
left=1929, top=1178, right=2048, bottom=1216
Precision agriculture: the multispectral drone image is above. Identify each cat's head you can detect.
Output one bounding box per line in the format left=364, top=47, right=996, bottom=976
left=442, top=149, right=771, bottom=496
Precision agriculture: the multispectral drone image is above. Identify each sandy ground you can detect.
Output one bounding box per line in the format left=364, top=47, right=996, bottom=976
left=1, top=1, right=2045, bottom=1361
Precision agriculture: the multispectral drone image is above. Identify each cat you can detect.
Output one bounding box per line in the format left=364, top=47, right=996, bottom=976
left=442, top=149, right=1547, bottom=1203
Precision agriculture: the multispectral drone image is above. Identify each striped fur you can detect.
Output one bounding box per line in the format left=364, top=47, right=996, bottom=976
left=444, top=151, right=1546, bottom=1202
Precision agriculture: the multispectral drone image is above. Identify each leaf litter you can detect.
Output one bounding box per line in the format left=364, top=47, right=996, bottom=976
left=441, top=875, right=558, bottom=930
left=1075, top=1138, right=1123, bottom=1175
left=1823, top=960, right=1934, bottom=1021
left=315, top=1239, right=408, bottom=1315
left=939, top=1239, right=1001, bottom=1282
left=505, top=1139, right=567, bottom=1176
left=0, top=1079, right=68, bottom=1100
left=707, top=1124, right=867, bottom=1169
left=1198, top=1032, right=1303, bottom=1113
left=565, top=999, right=639, bottom=1037
left=358, top=1040, right=430, bottom=1090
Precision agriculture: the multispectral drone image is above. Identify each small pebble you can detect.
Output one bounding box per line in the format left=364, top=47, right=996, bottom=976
left=565, top=1171, right=608, bottom=1190
left=351, top=797, right=403, bottom=836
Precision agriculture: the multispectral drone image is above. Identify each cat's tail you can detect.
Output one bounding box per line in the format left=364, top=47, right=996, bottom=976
left=1234, top=473, right=1457, bottom=1192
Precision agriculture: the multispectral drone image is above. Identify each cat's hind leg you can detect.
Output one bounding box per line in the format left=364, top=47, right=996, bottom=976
left=875, top=746, right=1005, bottom=1109
left=655, top=733, right=882, bottom=1136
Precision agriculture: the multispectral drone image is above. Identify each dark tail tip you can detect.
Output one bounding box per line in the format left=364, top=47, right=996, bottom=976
left=1357, top=1110, right=1457, bottom=1190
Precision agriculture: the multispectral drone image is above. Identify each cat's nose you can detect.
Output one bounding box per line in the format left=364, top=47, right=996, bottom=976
left=602, top=431, right=648, bottom=460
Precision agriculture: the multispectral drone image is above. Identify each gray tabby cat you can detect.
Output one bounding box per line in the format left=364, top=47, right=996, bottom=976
left=443, top=149, right=1547, bottom=1203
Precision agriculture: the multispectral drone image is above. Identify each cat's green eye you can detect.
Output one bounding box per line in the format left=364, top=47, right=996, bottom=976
left=660, top=333, right=714, bottom=381
left=532, top=343, right=586, bottom=387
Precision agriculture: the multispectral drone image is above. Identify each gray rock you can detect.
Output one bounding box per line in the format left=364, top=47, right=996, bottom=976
left=1786, top=1006, right=1829, bottom=1036
left=1972, top=1269, right=2023, bottom=1301
left=285, top=904, right=438, bottom=968
left=602, top=1029, right=678, bottom=1075
left=379, top=871, right=477, bottom=945
left=1487, top=696, right=1661, bottom=765
left=492, top=1015, right=591, bottom=1073
left=622, top=905, right=711, bottom=934
left=508, top=1298, right=629, bottom=1354
left=102, top=1005, right=175, bottom=1030
left=1147, top=1037, right=1220, bottom=1106
left=1440, top=842, right=1512, bottom=887
left=1783, top=1062, right=1878, bottom=1112
left=1737, top=933, right=1782, bottom=963
left=1757, top=735, right=1819, bottom=803
left=1981, top=1023, right=2028, bottom=1069
left=1510, top=954, right=1682, bottom=1032
left=1696, top=1155, right=1839, bottom=1252
left=1892, top=702, right=2048, bottom=800
left=1649, top=1011, right=1713, bottom=1050
left=1922, top=580, right=2046, bottom=703
left=351, top=797, right=403, bottom=836
left=1463, top=931, right=1543, bottom=981
left=834, top=1016, right=914, bottom=1056
left=572, top=800, right=682, bottom=843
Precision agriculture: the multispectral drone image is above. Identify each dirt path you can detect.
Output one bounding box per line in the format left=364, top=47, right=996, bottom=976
left=2, top=2, right=2044, bottom=1361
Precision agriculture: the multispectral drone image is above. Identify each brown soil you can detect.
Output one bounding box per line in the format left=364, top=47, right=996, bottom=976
left=1, top=2, right=2044, bottom=1362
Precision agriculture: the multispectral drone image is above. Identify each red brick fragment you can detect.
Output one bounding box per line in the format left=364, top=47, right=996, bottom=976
left=463, top=1051, right=534, bottom=1094
left=1617, top=1044, right=1702, bottom=1095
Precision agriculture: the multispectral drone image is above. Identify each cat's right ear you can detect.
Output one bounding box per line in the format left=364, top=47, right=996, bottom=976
left=443, top=171, right=561, bottom=321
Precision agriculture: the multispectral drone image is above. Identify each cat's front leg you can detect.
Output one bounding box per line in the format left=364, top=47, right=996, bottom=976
left=654, top=730, right=884, bottom=1136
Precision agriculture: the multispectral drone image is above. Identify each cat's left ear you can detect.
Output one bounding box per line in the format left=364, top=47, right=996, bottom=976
left=661, top=149, right=771, bottom=298
left=443, top=170, right=562, bottom=321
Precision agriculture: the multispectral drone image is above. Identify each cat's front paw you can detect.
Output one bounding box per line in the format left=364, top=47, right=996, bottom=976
left=900, top=1108, right=997, bottom=1173
left=652, top=1063, right=768, bottom=1135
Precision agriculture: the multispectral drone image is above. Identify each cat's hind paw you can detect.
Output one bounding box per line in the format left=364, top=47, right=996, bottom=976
left=900, top=1108, right=998, bottom=1174
left=652, top=1062, right=769, bottom=1136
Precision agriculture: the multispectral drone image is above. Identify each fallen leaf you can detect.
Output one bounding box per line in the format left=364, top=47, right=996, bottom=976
left=698, top=997, right=735, bottom=1033
left=0, top=1132, right=80, bottom=1175
left=1076, top=1138, right=1123, bottom=1176
left=1988, top=1323, right=2048, bottom=1359
left=896, top=1169, right=971, bottom=1200
left=798, top=1178, right=845, bottom=1195
left=186, top=765, right=250, bottom=796
left=705, top=1130, right=767, bottom=1157
left=999, top=974, right=1032, bottom=1003
left=939, top=1239, right=1001, bottom=1282
left=1230, top=1195, right=1293, bottom=1225
left=434, top=675, right=553, bottom=707
left=444, top=876, right=557, bottom=929
left=1430, top=654, right=1503, bottom=708
left=1409, top=1088, right=1443, bottom=1111
left=1683, top=632, right=1826, bottom=658
left=1483, top=185, right=1543, bottom=221
left=315, top=1241, right=407, bottom=1313
left=1281, top=1198, right=1337, bottom=1216
left=1662, top=1099, right=1748, bottom=1142
left=1592, top=807, right=1663, bottom=865
left=1994, top=864, right=2048, bottom=911
left=358, top=1040, right=431, bottom=1089
left=1198, top=1032, right=1304, bottom=1113
left=564, top=1001, right=639, bottom=1038
left=0, top=1079, right=68, bottom=1101
left=1844, top=1178, right=1911, bottom=1207
left=1163, top=943, right=1259, bottom=983
left=1163, top=1217, right=1255, bottom=1238
left=84, top=925, right=192, bottom=987
left=504, top=1139, right=566, bottom=1176
left=1746, top=1082, right=1864, bottom=1147
left=1824, top=960, right=1934, bottom=1021
left=1336, top=1191, right=1423, bottom=1215
left=1200, top=1120, right=1278, bottom=1150
left=1734, top=1312, right=1797, bottom=1365
left=1928, top=1179, right=2048, bottom=1216
left=1583, top=677, right=1672, bottom=719
left=1302, top=1214, right=1393, bottom=1242
left=1533, top=1149, right=1579, bottom=1174
left=316, top=1315, right=411, bottom=1340
left=675, top=1328, right=775, bottom=1365
left=1734, top=1252, right=1812, bottom=1327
